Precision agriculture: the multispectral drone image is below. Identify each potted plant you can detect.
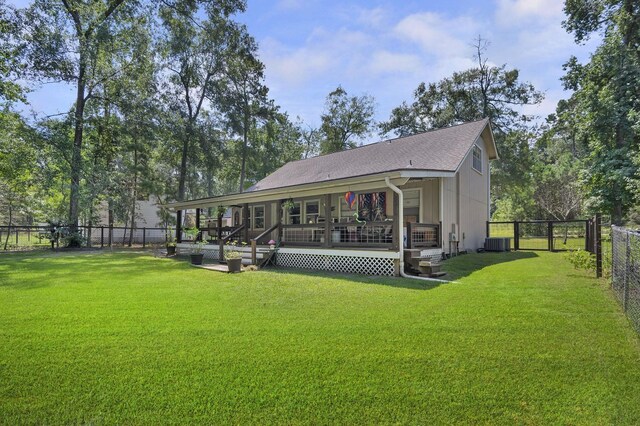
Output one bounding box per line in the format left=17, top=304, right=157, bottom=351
left=184, top=227, right=206, bottom=265
left=268, top=239, right=276, bottom=250
left=166, top=227, right=177, bottom=256
left=224, top=240, right=243, bottom=273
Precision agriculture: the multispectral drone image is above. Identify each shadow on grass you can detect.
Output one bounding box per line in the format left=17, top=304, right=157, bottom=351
left=441, top=251, right=539, bottom=281
left=265, top=266, right=445, bottom=291
left=0, top=250, right=191, bottom=289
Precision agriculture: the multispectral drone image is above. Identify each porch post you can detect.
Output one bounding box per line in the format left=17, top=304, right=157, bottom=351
left=176, top=210, right=182, bottom=243
left=392, top=192, right=400, bottom=250
left=243, top=203, right=250, bottom=243
left=218, top=212, right=224, bottom=264
left=276, top=200, right=283, bottom=243
left=324, top=194, right=331, bottom=248
left=195, top=208, right=201, bottom=230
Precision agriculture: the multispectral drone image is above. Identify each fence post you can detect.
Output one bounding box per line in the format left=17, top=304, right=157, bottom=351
left=595, top=213, right=602, bottom=278
left=548, top=221, right=554, bottom=251
left=623, top=231, right=630, bottom=312
left=100, top=227, right=104, bottom=248
left=514, top=221, right=520, bottom=251
left=108, top=225, right=113, bottom=247
left=142, top=227, right=146, bottom=248
left=16, top=228, right=19, bottom=245
left=585, top=220, right=590, bottom=251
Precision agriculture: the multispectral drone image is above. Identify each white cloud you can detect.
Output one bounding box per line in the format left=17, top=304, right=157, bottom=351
left=260, top=37, right=334, bottom=87
left=368, top=51, right=424, bottom=75
left=494, top=0, right=564, bottom=27
left=356, top=7, right=387, bottom=28
left=394, top=12, right=480, bottom=58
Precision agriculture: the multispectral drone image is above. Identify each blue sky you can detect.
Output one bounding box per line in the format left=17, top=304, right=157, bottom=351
left=12, top=0, right=599, bottom=136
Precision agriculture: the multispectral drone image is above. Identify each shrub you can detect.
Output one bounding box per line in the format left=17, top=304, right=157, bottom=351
left=564, top=249, right=596, bottom=272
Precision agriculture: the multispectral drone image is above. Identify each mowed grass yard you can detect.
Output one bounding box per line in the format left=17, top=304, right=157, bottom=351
left=1, top=251, right=640, bottom=424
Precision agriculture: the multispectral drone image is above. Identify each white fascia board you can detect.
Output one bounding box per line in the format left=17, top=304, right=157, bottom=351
left=399, top=170, right=456, bottom=179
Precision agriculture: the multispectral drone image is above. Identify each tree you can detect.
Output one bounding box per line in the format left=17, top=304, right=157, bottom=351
left=319, top=86, right=376, bottom=154
left=561, top=0, right=640, bottom=224
left=0, top=112, right=37, bottom=249
left=22, top=0, right=138, bottom=237
left=299, top=121, right=321, bottom=159
left=381, top=38, right=543, bottom=218
left=0, top=1, right=25, bottom=105
left=158, top=0, right=246, bottom=200
left=212, top=27, right=271, bottom=192
left=381, top=38, right=543, bottom=137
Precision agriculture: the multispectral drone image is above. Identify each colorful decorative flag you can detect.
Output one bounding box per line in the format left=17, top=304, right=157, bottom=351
left=344, top=191, right=356, bottom=209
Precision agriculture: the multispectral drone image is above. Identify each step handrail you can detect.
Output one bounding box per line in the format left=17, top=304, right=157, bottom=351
left=251, top=222, right=280, bottom=264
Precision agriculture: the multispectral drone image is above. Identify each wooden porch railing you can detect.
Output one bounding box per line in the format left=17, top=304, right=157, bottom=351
left=250, top=222, right=280, bottom=265
left=406, top=222, right=440, bottom=249
left=280, top=221, right=395, bottom=248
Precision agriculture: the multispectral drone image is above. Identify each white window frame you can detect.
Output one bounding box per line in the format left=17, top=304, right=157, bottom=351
left=472, top=145, right=483, bottom=174
left=252, top=205, right=265, bottom=230
left=304, top=199, right=320, bottom=224
left=286, top=201, right=302, bottom=225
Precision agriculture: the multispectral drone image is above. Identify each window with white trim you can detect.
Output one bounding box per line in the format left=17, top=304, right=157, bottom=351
left=472, top=145, right=482, bottom=173
left=287, top=202, right=301, bottom=224
left=253, top=205, right=265, bottom=229
left=305, top=200, right=320, bottom=224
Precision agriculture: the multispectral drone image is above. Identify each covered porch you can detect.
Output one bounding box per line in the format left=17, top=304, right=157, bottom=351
left=170, top=176, right=444, bottom=276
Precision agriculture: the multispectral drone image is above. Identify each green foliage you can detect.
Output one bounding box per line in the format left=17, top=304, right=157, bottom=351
left=561, top=0, right=640, bottom=223
left=564, top=248, right=596, bottom=272
left=0, top=1, right=26, bottom=104
left=319, top=86, right=376, bottom=154
left=381, top=38, right=543, bottom=219
left=61, top=230, right=86, bottom=248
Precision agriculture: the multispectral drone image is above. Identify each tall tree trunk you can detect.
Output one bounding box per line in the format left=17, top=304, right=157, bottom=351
left=128, top=147, right=138, bottom=247
left=3, top=201, right=11, bottom=251
left=178, top=123, right=191, bottom=202
left=69, top=64, right=86, bottom=238
left=238, top=111, right=249, bottom=193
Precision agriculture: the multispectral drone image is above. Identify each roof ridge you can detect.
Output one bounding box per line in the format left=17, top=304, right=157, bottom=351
left=281, top=117, right=489, bottom=166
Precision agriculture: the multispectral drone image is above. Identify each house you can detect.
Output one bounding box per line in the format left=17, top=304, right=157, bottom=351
left=167, top=118, right=498, bottom=276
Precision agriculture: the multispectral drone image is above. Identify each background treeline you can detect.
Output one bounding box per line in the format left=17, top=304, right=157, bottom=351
left=0, top=0, right=639, bottom=234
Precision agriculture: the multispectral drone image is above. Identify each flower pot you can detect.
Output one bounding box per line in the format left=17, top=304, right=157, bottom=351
left=269, top=244, right=275, bottom=250
left=166, top=245, right=176, bottom=256
left=190, top=253, right=204, bottom=265
left=227, top=257, right=242, bottom=273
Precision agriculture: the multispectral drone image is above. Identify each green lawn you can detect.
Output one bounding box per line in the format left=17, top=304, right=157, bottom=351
left=1, top=251, right=639, bottom=424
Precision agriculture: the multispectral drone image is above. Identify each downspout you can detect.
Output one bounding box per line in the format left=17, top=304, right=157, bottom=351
left=439, top=178, right=444, bottom=249
left=385, top=177, right=451, bottom=283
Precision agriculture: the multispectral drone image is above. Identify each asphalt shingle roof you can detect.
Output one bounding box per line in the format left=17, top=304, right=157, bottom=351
left=248, top=118, right=491, bottom=192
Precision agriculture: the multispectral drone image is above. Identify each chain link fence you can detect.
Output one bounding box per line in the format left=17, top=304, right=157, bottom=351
left=611, top=226, right=640, bottom=333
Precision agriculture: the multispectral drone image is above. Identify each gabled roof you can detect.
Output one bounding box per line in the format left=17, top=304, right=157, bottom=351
left=248, top=118, right=496, bottom=193
left=167, top=119, right=497, bottom=210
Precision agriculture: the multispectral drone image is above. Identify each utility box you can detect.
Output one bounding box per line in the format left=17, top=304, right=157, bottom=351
left=484, top=237, right=511, bottom=252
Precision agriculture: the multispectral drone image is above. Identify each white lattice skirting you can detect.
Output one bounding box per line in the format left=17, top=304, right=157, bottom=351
left=176, top=244, right=399, bottom=276
left=176, top=244, right=221, bottom=260
left=275, top=249, right=398, bottom=276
